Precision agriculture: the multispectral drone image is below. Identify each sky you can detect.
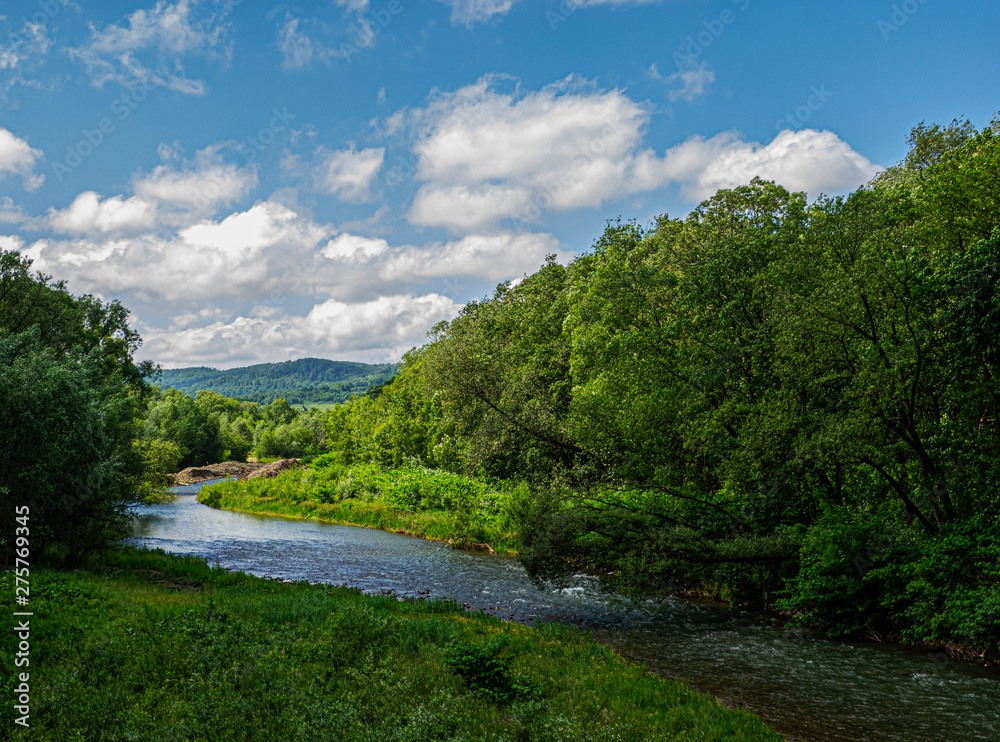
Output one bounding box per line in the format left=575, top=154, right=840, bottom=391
left=1, top=0, right=998, bottom=369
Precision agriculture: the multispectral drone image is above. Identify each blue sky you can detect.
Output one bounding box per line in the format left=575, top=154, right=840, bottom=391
left=1, top=0, right=997, bottom=368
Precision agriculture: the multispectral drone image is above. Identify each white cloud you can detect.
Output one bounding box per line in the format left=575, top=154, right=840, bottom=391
left=400, top=76, right=663, bottom=230
left=662, top=128, right=882, bottom=202
left=443, top=0, right=517, bottom=26
left=273, top=3, right=380, bottom=70
left=335, top=0, right=371, bottom=12
left=48, top=193, right=156, bottom=235
left=315, top=146, right=385, bottom=202
left=393, top=77, right=880, bottom=230
left=409, top=185, right=533, bottom=232
left=67, top=0, right=232, bottom=95
left=0, top=197, right=29, bottom=225
left=0, top=234, right=25, bottom=251
left=321, top=233, right=389, bottom=261
left=0, top=128, right=44, bottom=190
left=275, top=13, right=337, bottom=69
left=24, top=181, right=574, bottom=366
left=132, top=148, right=258, bottom=218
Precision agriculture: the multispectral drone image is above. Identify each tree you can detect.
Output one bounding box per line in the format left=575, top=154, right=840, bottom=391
left=143, top=389, right=225, bottom=469
left=1, top=249, right=153, bottom=563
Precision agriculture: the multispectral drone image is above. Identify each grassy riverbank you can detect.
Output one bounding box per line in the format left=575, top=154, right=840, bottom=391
left=198, top=459, right=522, bottom=553
left=1, top=548, right=781, bottom=741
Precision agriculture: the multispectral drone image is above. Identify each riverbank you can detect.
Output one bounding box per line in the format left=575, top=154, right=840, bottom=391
left=0, top=547, right=782, bottom=741
left=197, top=460, right=520, bottom=554
left=196, top=465, right=1000, bottom=672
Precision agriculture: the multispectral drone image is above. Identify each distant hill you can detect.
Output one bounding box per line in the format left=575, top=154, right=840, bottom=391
left=154, top=358, right=398, bottom=406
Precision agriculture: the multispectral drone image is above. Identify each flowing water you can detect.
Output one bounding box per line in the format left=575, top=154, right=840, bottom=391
left=129, top=481, right=1000, bottom=742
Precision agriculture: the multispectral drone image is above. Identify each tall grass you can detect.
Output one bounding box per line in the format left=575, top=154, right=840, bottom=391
left=0, top=548, right=782, bottom=741
left=199, top=459, right=524, bottom=553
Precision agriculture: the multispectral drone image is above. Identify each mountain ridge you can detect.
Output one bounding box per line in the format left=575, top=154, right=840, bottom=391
left=155, top=357, right=398, bottom=406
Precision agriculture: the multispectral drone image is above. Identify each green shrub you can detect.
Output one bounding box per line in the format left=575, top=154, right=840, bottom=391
left=443, top=636, right=543, bottom=702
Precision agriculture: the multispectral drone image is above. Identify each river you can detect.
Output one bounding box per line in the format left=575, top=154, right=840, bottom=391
left=128, top=481, right=1000, bottom=742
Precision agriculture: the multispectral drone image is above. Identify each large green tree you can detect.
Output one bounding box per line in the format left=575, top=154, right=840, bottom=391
left=1, top=251, right=154, bottom=563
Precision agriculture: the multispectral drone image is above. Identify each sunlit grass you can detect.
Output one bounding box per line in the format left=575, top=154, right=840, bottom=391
left=198, top=463, right=521, bottom=553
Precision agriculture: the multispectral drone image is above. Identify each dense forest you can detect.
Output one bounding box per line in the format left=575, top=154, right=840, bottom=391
left=318, top=117, right=1000, bottom=649
left=156, top=358, right=398, bottom=406
left=3, top=116, right=998, bottom=656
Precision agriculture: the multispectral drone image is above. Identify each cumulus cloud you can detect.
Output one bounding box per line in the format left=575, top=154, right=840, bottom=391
left=409, top=185, right=534, bottom=231
left=29, top=200, right=328, bottom=302
left=67, top=0, right=233, bottom=95
left=661, top=128, right=882, bottom=202
left=132, top=147, right=258, bottom=220
left=142, top=293, right=460, bottom=366
left=47, top=193, right=156, bottom=235
left=392, top=76, right=880, bottom=230
left=321, top=233, right=389, bottom=261
left=23, top=179, right=573, bottom=365
left=0, top=128, right=44, bottom=190
left=401, top=75, right=662, bottom=230
left=314, top=146, right=385, bottom=202
left=0, top=197, right=29, bottom=225
left=0, top=234, right=25, bottom=251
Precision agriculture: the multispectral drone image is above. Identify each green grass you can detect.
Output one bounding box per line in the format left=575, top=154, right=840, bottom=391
left=1, top=548, right=782, bottom=741
left=198, top=461, right=522, bottom=554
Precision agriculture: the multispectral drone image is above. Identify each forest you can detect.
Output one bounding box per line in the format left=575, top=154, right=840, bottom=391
left=3, top=116, right=998, bottom=656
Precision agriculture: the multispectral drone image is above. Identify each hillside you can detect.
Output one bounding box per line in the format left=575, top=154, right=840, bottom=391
left=154, top=357, right=398, bottom=406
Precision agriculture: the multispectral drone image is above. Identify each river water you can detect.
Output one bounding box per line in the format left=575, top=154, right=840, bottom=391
left=128, top=482, right=1000, bottom=742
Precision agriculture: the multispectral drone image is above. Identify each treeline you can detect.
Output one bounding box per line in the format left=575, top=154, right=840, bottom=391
left=156, top=358, right=397, bottom=405
left=321, top=118, right=1000, bottom=650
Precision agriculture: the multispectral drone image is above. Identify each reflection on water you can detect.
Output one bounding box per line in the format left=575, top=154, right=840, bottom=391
left=129, top=481, right=1000, bottom=742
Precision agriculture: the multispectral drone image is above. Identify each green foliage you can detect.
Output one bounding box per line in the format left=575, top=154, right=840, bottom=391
left=134, top=437, right=183, bottom=502
left=143, top=388, right=226, bottom=468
